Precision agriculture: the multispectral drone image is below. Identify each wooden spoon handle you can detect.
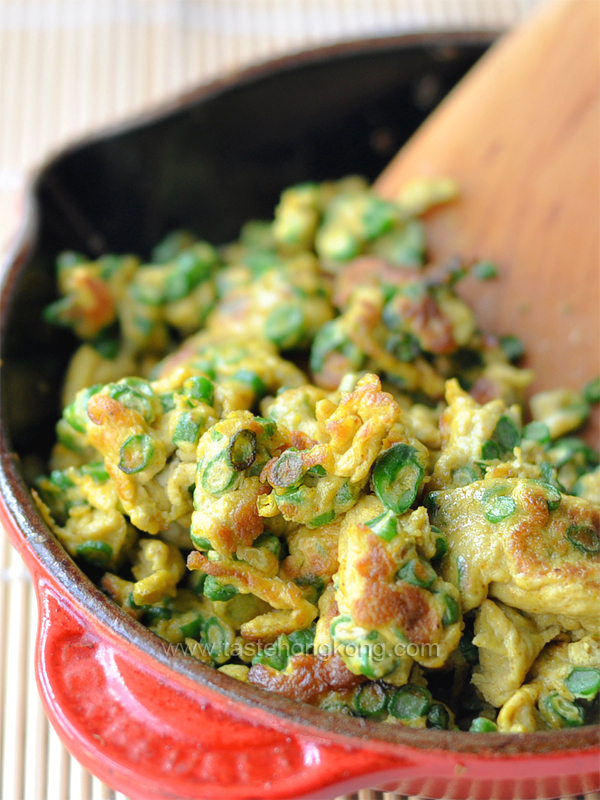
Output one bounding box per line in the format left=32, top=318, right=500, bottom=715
left=376, top=0, right=599, bottom=417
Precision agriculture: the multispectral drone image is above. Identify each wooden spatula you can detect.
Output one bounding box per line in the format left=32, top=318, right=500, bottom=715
left=376, top=0, right=599, bottom=440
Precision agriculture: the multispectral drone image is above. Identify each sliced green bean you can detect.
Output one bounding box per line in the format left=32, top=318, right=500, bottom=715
left=397, top=557, right=437, bottom=589
left=227, top=429, right=257, bottom=471
left=118, top=434, right=154, bottom=474
left=441, top=593, right=460, bottom=626
left=528, top=479, right=561, bottom=511
left=288, top=626, right=316, bottom=655
left=491, top=415, right=521, bottom=452
left=202, top=616, right=234, bottom=663
left=481, top=440, right=502, bottom=461
left=365, top=509, right=399, bottom=542
left=353, top=682, right=388, bottom=718
left=203, top=576, right=239, bottom=602
left=252, top=634, right=290, bottom=671
left=469, top=717, right=498, bottom=732
left=458, top=632, right=479, bottom=665
left=80, top=462, right=110, bottom=483
left=485, top=496, right=517, bottom=523
left=190, top=533, right=213, bottom=551
left=184, top=375, right=215, bottom=406
left=308, top=510, right=336, bottom=528
left=371, top=220, right=426, bottom=267
left=427, top=703, right=451, bottom=729
left=372, top=443, right=424, bottom=514
left=566, top=525, right=600, bottom=555
left=179, top=614, right=204, bottom=639
left=565, top=668, right=600, bottom=700
left=151, top=230, right=197, bottom=263
left=451, top=465, right=480, bottom=487
left=188, top=570, right=207, bottom=594
left=252, top=532, right=282, bottom=558
left=269, top=449, right=304, bottom=488
left=75, top=541, right=113, bottom=567
left=173, top=412, right=202, bottom=445
left=109, top=385, right=155, bottom=422
left=63, top=385, right=102, bottom=432
left=539, top=692, right=585, bottom=728
left=201, top=456, right=236, bottom=496
left=522, top=421, right=551, bottom=447
left=310, top=319, right=364, bottom=376
left=388, top=684, right=432, bottom=720
left=294, top=575, right=325, bottom=604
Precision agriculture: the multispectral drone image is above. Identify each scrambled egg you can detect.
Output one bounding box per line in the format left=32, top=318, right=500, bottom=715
left=35, top=176, right=600, bottom=731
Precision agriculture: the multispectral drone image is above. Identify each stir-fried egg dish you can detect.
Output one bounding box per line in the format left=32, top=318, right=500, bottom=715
left=35, top=176, right=600, bottom=731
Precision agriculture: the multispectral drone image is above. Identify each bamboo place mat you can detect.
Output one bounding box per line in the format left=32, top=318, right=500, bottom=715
left=1, top=1, right=585, bottom=799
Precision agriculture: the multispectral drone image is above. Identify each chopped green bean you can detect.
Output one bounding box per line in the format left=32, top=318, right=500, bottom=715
left=397, top=557, right=437, bottom=589
left=427, top=703, right=451, bottom=729
left=173, top=412, right=202, bottom=445
left=566, top=525, right=600, bottom=555
left=227, top=429, right=257, bottom=471
left=288, top=625, right=316, bottom=655
left=441, top=593, right=460, bottom=626
left=203, top=576, right=239, bottom=602
left=190, top=533, right=213, bottom=551
left=388, top=684, right=432, bottom=720
left=75, top=541, right=113, bottom=567
left=63, top=385, right=102, bottom=433
left=269, top=449, right=304, bottom=488
left=485, top=496, right=517, bottom=523
left=353, top=682, right=388, bottom=718
left=365, top=509, right=399, bottom=542
left=539, top=693, right=585, bottom=728
left=252, top=532, right=281, bottom=558
left=118, top=434, right=154, bottom=474
left=491, top=416, right=521, bottom=452
left=565, top=668, right=600, bottom=700
left=201, top=456, right=236, bottom=496
left=184, top=375, right=215, bottom=406
left=469, top=717, right=498, bottom=732
left=451, top=465, right=480, bottom=487
left=294, top=575, right=325, bottom=604
left=308, top=510, right=336, bottom=528
left=372, top=443, right=424, bottom=514
left=202, top=616, right=234, bottom=663
left=180, top=614, right=204, bottom=639
left=522, top=421, right=551, bottom=447
left=481, top=440, right=502, bottom=461
left=188, top=570, right=207, bottom=594
left=80, top=462, right=110, bottom=483
left=252, top=635, right=290, bottom=671
left=528, top=479, right=561, bottom=511
left=144, top=605, right=172, bottom=623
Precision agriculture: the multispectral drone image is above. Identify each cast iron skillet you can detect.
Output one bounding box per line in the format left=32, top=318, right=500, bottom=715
left=1, top=32, right=598, bottom=800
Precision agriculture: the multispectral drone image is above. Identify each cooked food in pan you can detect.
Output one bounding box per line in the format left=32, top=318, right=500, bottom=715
left=34, top=176, right=600, bottom=732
